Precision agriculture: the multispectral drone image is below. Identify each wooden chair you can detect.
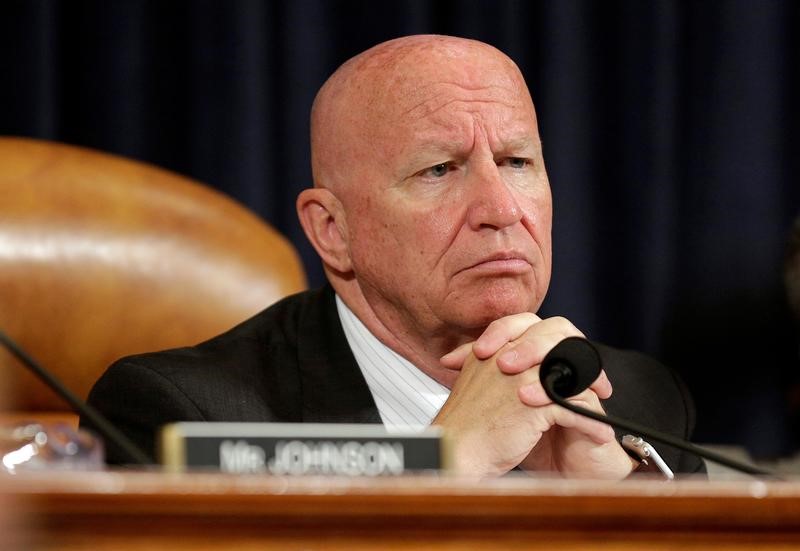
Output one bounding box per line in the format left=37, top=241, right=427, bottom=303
left=0, top=137, right=306, bottom=426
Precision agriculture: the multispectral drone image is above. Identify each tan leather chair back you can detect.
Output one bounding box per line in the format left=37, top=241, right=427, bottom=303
left=0, top=137, right=306, bottom=418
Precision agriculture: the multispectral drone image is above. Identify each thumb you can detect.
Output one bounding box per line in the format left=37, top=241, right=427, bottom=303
left=440, top=342, right=474, bottom=370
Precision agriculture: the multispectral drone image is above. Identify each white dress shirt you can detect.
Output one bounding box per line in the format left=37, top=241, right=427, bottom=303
left=336, top=295, right=450, bottom=432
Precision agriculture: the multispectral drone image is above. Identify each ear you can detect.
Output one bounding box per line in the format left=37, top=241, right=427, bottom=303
left=296, top=188, right=353, bottom=273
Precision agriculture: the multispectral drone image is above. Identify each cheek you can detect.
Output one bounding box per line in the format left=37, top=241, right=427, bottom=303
left=417, top=205, right=462, bottom=253
left=521, top=184, right=552, bottom=242
left=526, top=202, right=551, bottom=248
left=521, top=190, right=553, bottom=283
left=355, top=202, right=464, bottom=283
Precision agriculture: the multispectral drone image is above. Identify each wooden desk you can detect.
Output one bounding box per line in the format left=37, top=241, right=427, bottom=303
left=4, top=471, right=800, bottom=550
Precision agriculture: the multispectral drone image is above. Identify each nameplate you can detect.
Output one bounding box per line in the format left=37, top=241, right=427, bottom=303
left=159, top=422, right=446, bottom=475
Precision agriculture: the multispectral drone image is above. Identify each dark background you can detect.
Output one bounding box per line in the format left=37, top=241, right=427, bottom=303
left=2, top=0, right=798, bottom=458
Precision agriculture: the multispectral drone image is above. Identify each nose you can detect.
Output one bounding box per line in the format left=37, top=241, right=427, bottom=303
left=465, top=162, right=523, bottom=231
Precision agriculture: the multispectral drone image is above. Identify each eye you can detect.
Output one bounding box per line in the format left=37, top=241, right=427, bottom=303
left=421, top=162, right=451, bottom=178
left=501, top=157, right=531, bottom=169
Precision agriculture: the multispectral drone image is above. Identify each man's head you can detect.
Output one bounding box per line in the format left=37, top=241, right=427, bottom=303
left=298, top=35, right=552, bottom=353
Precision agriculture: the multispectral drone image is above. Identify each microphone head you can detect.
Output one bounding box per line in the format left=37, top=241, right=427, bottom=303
left=540, top=337, right=602, bottom=398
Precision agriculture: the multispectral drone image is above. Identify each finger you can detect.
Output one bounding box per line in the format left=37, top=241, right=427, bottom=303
left=541, top=400, right=616, bottom=444
left=589, top=369, right=613, bottom=399
left=497, top=336, right=562, bottom=374
left=518, top=379, right=549, bottom=407
left=517, top=380, right=605, bottom=420
left=516, top=368, right=611, bottom=403
left=518, top=379, right=603, bottom=408
left=471, top=313, right=541, bottom=359
left=494, top=317, right=585, bottom=374
left=440, top=342, right=474, bottom=369
left=497, top=317, right=584, bottom=375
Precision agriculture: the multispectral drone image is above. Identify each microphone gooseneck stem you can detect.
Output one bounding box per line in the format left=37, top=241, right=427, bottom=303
left=543, top=371, right=780, bottom=479
left=0, top=328, right=153, bottom=465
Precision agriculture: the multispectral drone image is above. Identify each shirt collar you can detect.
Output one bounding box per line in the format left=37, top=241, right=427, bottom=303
left=335, top=295, right=450, bottom=431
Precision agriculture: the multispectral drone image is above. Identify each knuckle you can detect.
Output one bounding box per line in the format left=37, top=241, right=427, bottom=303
left=547, top=316, right=583, bottom=337
left=551, top=315, right=573, bottom=329
left=485, top=317, right=507, bottom=333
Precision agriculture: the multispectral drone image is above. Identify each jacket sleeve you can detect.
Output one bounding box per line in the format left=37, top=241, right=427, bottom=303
left=597, top=343, right=707, bottom=477
left=668, top=363, right=708, bottom=476
left=82, top=359, right=207, bottom=465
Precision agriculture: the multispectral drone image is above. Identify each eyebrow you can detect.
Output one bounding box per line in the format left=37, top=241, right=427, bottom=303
left=394, top=135, right=540, bottom=180
left=407, top=132, right=537, bottom=156
left=500, top=136, right=538, bottom=153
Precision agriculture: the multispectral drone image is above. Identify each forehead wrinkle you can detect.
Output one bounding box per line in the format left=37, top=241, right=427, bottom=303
left=406, top=108, right=539, bottom=150
left=399, top=76, right=523, bottom=116
left=403, top=95, right=521, bottom=122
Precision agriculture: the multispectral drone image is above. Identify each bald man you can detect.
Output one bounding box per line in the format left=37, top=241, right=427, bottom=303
left=85, top=35, right=704, bottom=477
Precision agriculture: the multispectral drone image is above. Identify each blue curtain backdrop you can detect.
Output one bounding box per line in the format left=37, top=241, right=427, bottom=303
left=2, top=0, right=799, bottom=458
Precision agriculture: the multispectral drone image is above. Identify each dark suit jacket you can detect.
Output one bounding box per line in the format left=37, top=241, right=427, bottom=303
left=84, top=286, right=705, bottom=474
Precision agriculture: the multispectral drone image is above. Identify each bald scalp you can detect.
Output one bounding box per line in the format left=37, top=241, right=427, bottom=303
left=310, top=35, right=531, bottom=196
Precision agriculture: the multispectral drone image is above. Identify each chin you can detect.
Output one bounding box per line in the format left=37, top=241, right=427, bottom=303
left=454, top=293, right=538, bottom=330
left=441, top=277, right=544, bottom=330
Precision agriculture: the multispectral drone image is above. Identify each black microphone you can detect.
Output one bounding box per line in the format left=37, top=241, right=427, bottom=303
left=0, top=328, right=153, bottom=465
left=540, top=336, right=779, bottom=479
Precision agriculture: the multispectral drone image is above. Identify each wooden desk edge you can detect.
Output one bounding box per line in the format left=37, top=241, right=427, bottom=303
left=5, top=471, right=800, bottom=531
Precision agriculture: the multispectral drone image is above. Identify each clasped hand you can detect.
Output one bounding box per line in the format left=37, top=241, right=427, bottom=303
left=434, top=314, right=636, bottom=479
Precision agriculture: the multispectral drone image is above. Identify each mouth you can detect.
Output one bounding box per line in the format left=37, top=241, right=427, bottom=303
left=457, top=252, right=532, bottom=276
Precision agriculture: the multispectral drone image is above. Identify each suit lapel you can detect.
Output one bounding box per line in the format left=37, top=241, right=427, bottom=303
left=296, top=286, right=381, bottom=424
